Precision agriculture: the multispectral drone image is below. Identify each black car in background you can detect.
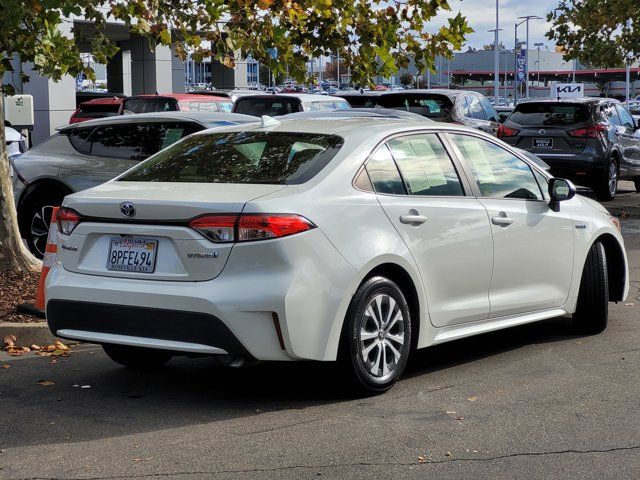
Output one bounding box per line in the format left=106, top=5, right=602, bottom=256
left=340, top=90, right=500, bottom=136
left=499, top=98, right=640, bottom=200
left=336, top=91, right=381, bottom=108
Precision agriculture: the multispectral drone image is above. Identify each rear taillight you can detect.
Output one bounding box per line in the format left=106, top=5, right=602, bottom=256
left=568, top=123, right=607, bottom=138
left=188, top=215, right=237, bottom=243
left=57, top=207, right=83, bottom=235
left=188, top=214, right=315, bottom=243
left=497, top=124, right=520, bottom=137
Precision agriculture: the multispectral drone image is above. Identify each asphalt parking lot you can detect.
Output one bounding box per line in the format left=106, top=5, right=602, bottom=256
left=1, top=220, right=639, bottom=480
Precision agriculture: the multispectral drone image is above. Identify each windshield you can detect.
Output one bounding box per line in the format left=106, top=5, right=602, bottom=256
left=376, top=94, right=454, bottom=119
left=120, top=131, right=344, bottom=185
left=233, top=98, right=302, bottom=116
left=509, top=103, right=591, bottom=126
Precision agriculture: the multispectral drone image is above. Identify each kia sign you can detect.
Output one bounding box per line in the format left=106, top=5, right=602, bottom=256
left=551, top=83, right=584, bottom=99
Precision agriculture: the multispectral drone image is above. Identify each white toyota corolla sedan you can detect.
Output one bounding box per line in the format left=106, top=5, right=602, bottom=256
left=46, top=111, right=629, bottom=393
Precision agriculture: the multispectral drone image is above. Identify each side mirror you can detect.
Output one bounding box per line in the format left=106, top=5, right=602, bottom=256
left=548, top=178, right=576, bottom=210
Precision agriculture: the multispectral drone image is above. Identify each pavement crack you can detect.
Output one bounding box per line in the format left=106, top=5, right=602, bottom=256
left=16, top=444, right=640, bottom=479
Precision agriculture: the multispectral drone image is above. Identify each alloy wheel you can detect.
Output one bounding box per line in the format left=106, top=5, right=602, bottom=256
left=608, top=161, right=618, bottom=197
left=359, top=294, right=405, bottom=378
left=30, top=205, right=55, bottom=258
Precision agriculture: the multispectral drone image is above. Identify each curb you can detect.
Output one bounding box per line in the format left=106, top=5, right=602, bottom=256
left=0, top=322, right=59, bottom=348
left=607, top=205, right=640, bottom=219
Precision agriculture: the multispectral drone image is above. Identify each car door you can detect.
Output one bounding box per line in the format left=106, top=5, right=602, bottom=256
left=614, top=104, right=640, bottom=175
left=479, top=97, right=500, bottom=136
left=447, top=132, right=574, bottom=318
left=368, top=133, right=493, bottom=327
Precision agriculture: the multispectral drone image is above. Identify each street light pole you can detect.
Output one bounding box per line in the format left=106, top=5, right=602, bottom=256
left=534, top=42, right=544, bottom=88
left=517, top=15, right=541, bottom=99
left=494, top=0, right=500, bottom=102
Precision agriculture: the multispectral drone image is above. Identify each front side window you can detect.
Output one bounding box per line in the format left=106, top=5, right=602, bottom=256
left=365, top=145, right=406, bottom=195
left=450, top=134, right=543, bottom=200
left=387, top=134, right=464, bottom=196
left=120, top=132, right=343, bottom=185
left=480, top=97, right=499, bottom=122
left=615, top=104, right=635, bottom=128
left=603, top=104, right=621, bottom=126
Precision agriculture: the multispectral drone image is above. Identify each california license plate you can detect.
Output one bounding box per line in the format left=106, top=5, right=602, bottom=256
left=107, top=237, right=158, bottom=273
left=533, top=138, right=553, bottom=148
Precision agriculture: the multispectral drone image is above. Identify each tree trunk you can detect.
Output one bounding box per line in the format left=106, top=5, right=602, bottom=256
left=0, top=96, right=41, bottom=272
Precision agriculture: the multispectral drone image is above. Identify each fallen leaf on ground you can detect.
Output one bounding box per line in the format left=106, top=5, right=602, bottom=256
left=54, top=341, right=69, bottom=351
left=417, top=455, right=425, bottom=463
left=30, top=344, right=41, bottom=351
left=1, top=364, right=10, bottom=369
left=625, top=303, right=634, bottom=306
left=3, top=335, right=16, bottom=349
left=445, top=410, right=456, bottom=415
left=445, top=452, right=452, bottom=458
left=467, top=396, right=478, bottom=402
left=37, top=380, right=55, bottom=386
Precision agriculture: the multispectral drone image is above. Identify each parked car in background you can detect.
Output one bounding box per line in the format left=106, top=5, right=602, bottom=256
left=11, top=112, right=257, bottom=258
left=69, top=97, right=124, bottom=124
left=5, top=125, right=27, bottom=158
left=499, top=98, right=640, bottom=200
left=374, top=90, right=500, bottom=135
left=122, top=94, right=233, bottom=114
left=337, top=91, right=381, bottom=108
left=495, top=106, right=514, bottom=123
left=45, top=113, right=627, bottom=394
left=232, top=94, right=350, bottom=117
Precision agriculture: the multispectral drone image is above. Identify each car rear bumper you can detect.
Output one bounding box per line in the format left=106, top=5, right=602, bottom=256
left=45, top=229, right=357, bottom=362
left=533, top=156, right=606, bottom=185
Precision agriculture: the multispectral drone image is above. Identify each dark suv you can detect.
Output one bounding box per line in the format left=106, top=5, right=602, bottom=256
left=499, top=98, right=640, bottom=200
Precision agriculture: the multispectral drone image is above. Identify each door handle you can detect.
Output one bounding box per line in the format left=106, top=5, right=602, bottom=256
left=400, top=213, right=428, bottom=225
left=491, top=212, right=513, bottom=226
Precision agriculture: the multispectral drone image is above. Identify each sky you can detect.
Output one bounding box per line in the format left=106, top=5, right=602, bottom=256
left=429, top=0, right=559, bottom=51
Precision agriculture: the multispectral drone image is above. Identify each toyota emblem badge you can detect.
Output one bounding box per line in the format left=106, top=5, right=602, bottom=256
left=120, top=202, right=136, bottom=218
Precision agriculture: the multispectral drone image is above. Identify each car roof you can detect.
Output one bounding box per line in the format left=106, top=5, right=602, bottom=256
left=130, top=93, right=230, bottom=102
left=57, top=111, right=258, bottom=131
left=236, top=93, right=349, bottom=102
left=516, top=97, right=612, bottom=105
left=378, top=89, right=469, bottom=99
left=277, top=108, right=432, bottom=122
left=79, top=97, right=124, bottom=106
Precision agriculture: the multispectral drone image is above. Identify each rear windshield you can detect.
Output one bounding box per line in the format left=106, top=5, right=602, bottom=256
left=377, top=94, right=453, bottom=119
left=509, top=103, right=591, bottom=126
left=341, top=95, right=378, bottom=108
left=123, top=98, right=178, bottom=114
left=120, top=132, right=344, bottom=185
left=75, top=104, right=121, bottom=119
left=234, top=98, right=302, bottom=117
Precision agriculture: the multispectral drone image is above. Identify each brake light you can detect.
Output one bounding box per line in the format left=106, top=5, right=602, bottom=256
left=497, top=125, right=520, bottom=137
left=568, top=123, right=607, bottom=138
left=188, top=214, right=316, bottom=243
left=57, top=207, right=83, bottom=235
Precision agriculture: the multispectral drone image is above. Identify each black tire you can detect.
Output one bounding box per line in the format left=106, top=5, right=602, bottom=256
left=340, top=276, right=412, bottom=394
left=573, top=242, right=609, bottom=334
left=20, top=189, right=69, bottom=259
left=634, top=177, right=640, bottom=193
left=594, top=158, right=618, bottom=201
left=102, top=344, right=173, bottom=370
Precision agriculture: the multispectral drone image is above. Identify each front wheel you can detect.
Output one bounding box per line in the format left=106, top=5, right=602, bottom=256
left=572, top=242, right=609, bottom=334
left=633, top=177, right=640, bottom=192
left=102, top=344, right=173, bottom=370
left=340, top=277, right=412, bottom=394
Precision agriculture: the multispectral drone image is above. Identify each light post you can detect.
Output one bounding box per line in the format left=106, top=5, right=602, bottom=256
left=534, top=42, right=544, bottom=88
left=489, top=27, right=504, bottom=102
left=517, top=15, right=541, bottom=99
left=494, top=0, right=500, bottom=102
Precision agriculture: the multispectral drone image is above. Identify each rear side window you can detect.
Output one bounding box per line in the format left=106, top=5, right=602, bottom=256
left=341, top=96, right=378, bottom=108
left=67, top=128, right=93, bottom=154
left=89, top=124, right=146, bottom=160
left=233, top=98, right=301, bottom=116
left=387, top=134, right=464, bottom=196
left=120, top=132, right=343, bottom=185
left=365, top=145, right=406, bottom=195
left=377, top=94, right=453, bottom=120
left=509, top=103, right=591, bottom=126
left=140, top=122, right=203, bottom=158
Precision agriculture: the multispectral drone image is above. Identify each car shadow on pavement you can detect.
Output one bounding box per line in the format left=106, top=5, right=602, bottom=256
left=0, top=315, right=585, bottom=449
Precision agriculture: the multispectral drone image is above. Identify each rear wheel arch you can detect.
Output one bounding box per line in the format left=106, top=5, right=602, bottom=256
left=592, top=233, right=626, bottom=302
left=18, top=178, right=73, bottom=214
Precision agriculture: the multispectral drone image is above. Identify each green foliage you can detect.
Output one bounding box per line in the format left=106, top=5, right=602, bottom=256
left=398, top=72, right=415, bottom=87
left=547, top=0, right=640, bottom=68
left=0, top=0, right=472, bottom=92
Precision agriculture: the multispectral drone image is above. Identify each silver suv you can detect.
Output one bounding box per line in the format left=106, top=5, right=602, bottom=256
left=11, top=112, right=257, bottom=257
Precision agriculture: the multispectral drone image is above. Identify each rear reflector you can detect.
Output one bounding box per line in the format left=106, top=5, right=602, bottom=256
left=57, top=207, right=83, bottom=235
left=188, top=214, right=315, bottom=243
